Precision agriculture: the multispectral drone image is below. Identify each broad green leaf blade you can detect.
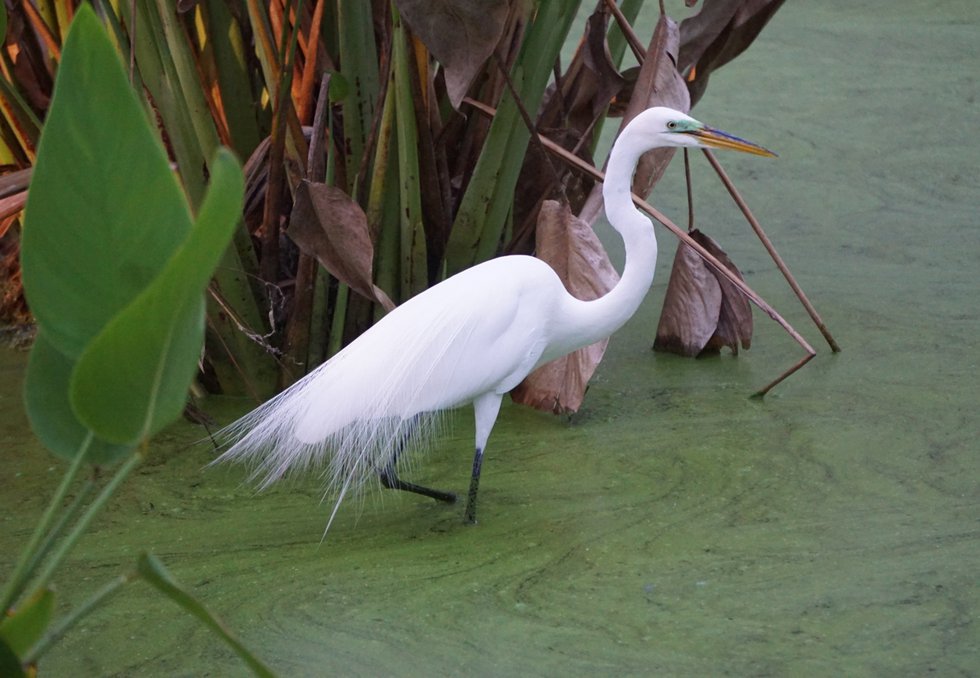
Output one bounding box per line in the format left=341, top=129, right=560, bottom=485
left=337, top=0, right=380, bottom=181
left=390, top=7, right=427, bottom=299
left=137, top=553, right=276, bottom=678
left=0, top=588, right=55, bottom=659
left=20, top=5, right=193, bottom=361
left=0, top=637, right=24, bottom=678
left=23, top=331, right=132, bottom=463
left=70, top=150, right=244, bottom=444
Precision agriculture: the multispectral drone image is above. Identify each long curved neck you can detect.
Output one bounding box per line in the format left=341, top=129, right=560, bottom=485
left=559, top=139, right=657, bottom=351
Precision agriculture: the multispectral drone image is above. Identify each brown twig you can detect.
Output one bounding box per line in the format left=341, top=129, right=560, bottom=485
left=603, top=0, right=645, bottom=63
left=683, top=148, right=694, bottom=231
left=464, top=97, right=817, bottom=396
left=702, top=149, right=841, bottom=353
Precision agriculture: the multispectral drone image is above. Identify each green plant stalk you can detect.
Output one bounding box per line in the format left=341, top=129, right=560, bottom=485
left=337, top=0, right=380, bottom=187
left=22, top=572, right=133, bottom=664
left=306, top=107, right=338, bottom=368
left=307, top=270, right=329, bottom=369
left=152, top=0, right=221, bottom=170
left=327, top=283, right=349, bottom=358
left=92, top=0, right=125, bottom=50
left=24, top=451, right=143, bottom=600
left=445, top=0, right=581, bottom=275
left=390, top=5, right=426, bottom=299
left=244, top=0, right=277, bottom=85
left=0, top=434, right=92, bottom=613
left=366, top=80, right=397, bottom=306
left=123, top=0, right=208, bottom=204
left=21, top=480, right=96, bottom=588
left=199, top=0, right=263, bottom=155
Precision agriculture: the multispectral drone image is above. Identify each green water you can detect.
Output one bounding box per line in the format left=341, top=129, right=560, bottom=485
left=2, top=1, right=978, bottom=674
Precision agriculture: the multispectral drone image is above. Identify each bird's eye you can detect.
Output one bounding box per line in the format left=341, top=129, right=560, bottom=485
left=666, top=121, right=678, bottom=130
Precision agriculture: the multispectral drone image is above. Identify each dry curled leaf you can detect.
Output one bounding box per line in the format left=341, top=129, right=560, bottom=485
left=287, top=180, right=395, bottom=312
left=394, top=0, right=511, bottom=108
left=511, top=201, right=620, bottom=414
left=653, top=229, right=752, bottom=356
left=679, top=0, right=787, bottom=107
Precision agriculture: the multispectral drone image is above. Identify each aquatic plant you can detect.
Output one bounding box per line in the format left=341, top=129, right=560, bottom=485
left=0, top=8, right=273, bottom=675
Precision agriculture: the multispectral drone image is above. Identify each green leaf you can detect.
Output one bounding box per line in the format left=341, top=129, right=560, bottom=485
left=0, top=636, right=24, bottom=678
left=23, top=331, right=132, bottom=464
left=0, top=588, right=55, bottom=660
left=137, top=553, right=276, bottom=678
left=0, top=2, right=8, bottom=46
left=70, top=150, right=244, bottom=444
left=327, top=71, right=351, bottom=101
left=20, top=4, right=193, bottom=361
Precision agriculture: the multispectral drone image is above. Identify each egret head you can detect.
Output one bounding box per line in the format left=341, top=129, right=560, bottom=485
left=626, top=106, right=776, bottom=157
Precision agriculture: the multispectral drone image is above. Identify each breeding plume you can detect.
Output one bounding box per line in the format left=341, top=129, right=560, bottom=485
left=215, top=107, right=775, bottom=528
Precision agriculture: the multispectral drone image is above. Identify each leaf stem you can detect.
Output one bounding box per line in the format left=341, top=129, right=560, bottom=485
left=22, top=571, right=135, bottom=664
left=0, top=434, right=92, bottom=613
left=21, top=479, right=97, bottom=586
left=24, top=451, right=143, bottom=599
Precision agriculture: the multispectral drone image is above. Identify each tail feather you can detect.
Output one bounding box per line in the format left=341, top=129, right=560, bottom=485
left=211, top=287, right=479, bottom=499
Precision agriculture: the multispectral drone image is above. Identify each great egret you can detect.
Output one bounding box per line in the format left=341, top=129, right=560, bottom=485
left=215, top=106, right=774, bottom=528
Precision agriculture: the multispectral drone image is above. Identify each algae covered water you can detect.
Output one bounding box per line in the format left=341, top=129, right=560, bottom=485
left=2, top=1, right=977, bottom=674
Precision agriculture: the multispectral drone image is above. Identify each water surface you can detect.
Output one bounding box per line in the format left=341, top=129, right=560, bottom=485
left=1, top=1, right=977, bottom=674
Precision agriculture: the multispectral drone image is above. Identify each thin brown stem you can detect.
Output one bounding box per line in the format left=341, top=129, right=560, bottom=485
left=683, top=148, right=694, bottom=231
left=702, top=149, right=841, bottom=353
left=603, top=0, right=645, bottom=63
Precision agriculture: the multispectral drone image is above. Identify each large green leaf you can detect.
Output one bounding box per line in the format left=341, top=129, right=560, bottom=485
left=23, top=331, right=131, bottom=463
left=19, top=4, right=193, bottom=361
left=70, top=150, right=244, bottom=444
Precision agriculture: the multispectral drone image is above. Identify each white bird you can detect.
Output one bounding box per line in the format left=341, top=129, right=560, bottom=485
left=215, top=106, right=774, bottom=529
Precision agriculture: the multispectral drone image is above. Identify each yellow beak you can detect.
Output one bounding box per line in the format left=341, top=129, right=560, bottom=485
left=689, top=126, right=777, bottom=157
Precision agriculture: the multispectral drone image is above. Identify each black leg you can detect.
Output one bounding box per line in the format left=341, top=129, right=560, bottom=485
left=377, top=419, right=457, bottom=504
left=464, top=446, right=484, bottom=524
left=379, top=465, right=457, bottom=503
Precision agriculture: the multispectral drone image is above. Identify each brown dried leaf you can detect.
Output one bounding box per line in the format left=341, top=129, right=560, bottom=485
left=511, top=201, right=620, bottom=414
left=699, top=231, right=752, bottom=354
left=653, top=229, right=751, bottom=356
left=679, top=0, right=787, bottom=107
left=394, top=0, right=511, bottom=108
left=653, top=236, right=721, bottom=356
left=287, top=180, right=395, bottom=312
left=628, top=13, right=691, bottom=198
